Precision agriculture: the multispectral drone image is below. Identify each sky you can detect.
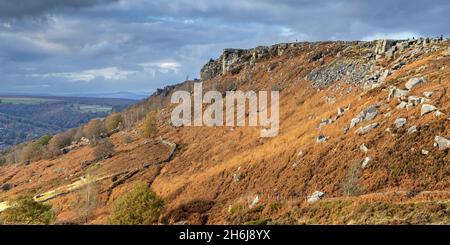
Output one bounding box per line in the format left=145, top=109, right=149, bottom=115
left=0, top=0, right=449, bottom=97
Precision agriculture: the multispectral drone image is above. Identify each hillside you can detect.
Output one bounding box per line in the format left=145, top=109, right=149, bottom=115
left=0, top=38, right=449, bottom=225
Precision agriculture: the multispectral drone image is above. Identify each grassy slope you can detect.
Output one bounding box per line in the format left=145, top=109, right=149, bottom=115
left=0, top=41, right=448, bottom=224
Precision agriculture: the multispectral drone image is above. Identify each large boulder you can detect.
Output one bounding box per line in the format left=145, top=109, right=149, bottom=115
left=421, top=104, right=437, bottom=116
left=405, top=77, right=426, bottom=90
left=434, top=136, right=450, bottom=150
left=359, top=105, right=379, bottom=121
left=307, top=191, right=325, bottom=203
left=395, top=118, right=407, bottom=128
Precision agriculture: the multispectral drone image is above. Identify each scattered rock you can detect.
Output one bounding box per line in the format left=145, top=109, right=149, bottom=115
left=378, top=69, right=390, bottom=82
left=316, top=135, right=329, bottom=143
left=395, top=118, right=407, bottom=128
left=434, top=136, right=450, bottom=150
left=356, top=123, right=379, bottom=135
left=388, top=86, right=409, bottom=100
left=396, top=101, right=408, bottom=109
left=360, top=144, right=369, bottom=153
left=248, top=195, right=260, bottom=208
left=423, top=91, right=433, bottom=98
left=361, top=105, right=379, bottom=121
left=405, top=77, right=426, bottom=90
left=233, top=167, right=242, bottom=182
left=318, top=118, right=333, bottom=128
left=392, top=61, right=405, bottom=70
left=421, top=104, right=437, bottom=116
left=407, top=96, right=422, bottom=106
left=421, top=149, right=429, bottom=155
left=337, top=107, right=345, bottom=116
left=350, top=118, right=361, bottom=128
left=435, top=111, right=445, bottom=117
left=361, top=157, right=372, bottom=168
left=343, top=127, right=349, bottom=134
left=407, top=125, right=418, bottom=134
left=307, top=191, right=325, bottom=203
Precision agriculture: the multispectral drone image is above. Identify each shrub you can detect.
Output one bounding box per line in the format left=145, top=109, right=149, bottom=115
left=122, top=135, right=133, bottom=145
left=0, top=197, right=54, bottom=225
left=142, top=112, right=157, bottom=138
left=0, top=153, right=6, bottom=166
left=109, top=183, right=164, bottom=225
left=342, top=162, right=362, bottom=196
left=122, top=101, right=153, bottom=129
left=21, top=142, right=44, bottom=162
left=48, top=131, right=74, bottom=155
left=35, top=135, right=52, bottom=146
left=104, top=113, right=123, bottom=132
left=83, top=119, right=107, bottom=144
left=93, top=139, right=114, bottom=160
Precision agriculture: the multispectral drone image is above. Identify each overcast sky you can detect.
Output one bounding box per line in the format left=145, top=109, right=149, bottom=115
left=0, top=0, right=448, bottom=96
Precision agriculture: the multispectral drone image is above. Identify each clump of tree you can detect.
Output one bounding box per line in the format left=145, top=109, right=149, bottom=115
left=93, top=139, right=115, bottom=160
left=104, top=113, right=123, bottom=132
left=109, top=183, right=164, bottom=225
left=122, top=100, right=156, bottom=129
left=48, top=129, right=76, bottom=156
left=0, top=196, right=54, bottom=225
left=142, top=111, right=158, bottom=138
left=83, top=119, right=107, bottom=145
left=20, top=134, right=53, bottom=162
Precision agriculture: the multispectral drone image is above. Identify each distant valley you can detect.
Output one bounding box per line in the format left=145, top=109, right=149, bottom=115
left=0, top=95, right=137, bottom=149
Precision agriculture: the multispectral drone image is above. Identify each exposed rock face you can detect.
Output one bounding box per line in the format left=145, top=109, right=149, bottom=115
left=374, top=40, right=397, bottom=57
left=200, top=43, right=291, bottom=81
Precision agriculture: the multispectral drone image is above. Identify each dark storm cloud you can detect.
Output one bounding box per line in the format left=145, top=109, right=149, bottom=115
left=0, top=0, right=448, bottom=95
left=0, top=0, right=118, bottom=18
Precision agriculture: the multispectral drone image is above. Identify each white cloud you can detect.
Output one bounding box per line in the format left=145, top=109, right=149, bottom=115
left=29, top=67, right=137, bottom=82
left=139, top=60, right=181, bottom=77
left=362, top=31, right=421, bottom=41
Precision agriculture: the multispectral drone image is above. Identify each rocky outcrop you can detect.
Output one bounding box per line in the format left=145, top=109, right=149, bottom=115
left=200, top=43, right=292, bottom=80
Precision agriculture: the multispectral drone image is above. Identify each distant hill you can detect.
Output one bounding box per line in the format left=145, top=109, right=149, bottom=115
left=0, top=95, right=136, bottom=149
left=82, top=92, right=150, bottom=100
